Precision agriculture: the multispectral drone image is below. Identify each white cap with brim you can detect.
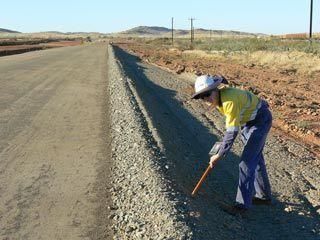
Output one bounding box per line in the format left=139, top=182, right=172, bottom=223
left=191, top=75, right=225, bottom=99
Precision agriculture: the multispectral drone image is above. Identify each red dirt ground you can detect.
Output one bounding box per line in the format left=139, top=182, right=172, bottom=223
left=115, top=42, right=320, bottom=156
left=0, top=40, right=82, bottom=56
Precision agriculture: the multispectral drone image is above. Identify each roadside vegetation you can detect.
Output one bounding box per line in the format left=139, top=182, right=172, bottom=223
left=131, top=36, right=320, bottom=76
left=143, top=36, right=320, bottom=54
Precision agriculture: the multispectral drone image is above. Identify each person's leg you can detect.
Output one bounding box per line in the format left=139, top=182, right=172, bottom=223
left=237, top=108, right=272, bottom=209
left=236, top=135, right=263, bottom=209
left=240, top=125, right=249, bottom=145
left=254, top=152, right=272, bottom=200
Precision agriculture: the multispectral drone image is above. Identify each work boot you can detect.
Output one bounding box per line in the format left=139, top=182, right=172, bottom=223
left=252, top=197, right=272, bottom=205
left=221, top=204, right=248, bottom=216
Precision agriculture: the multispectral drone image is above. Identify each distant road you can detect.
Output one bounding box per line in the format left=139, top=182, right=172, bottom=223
left=0, top=44, right=111, bottom=239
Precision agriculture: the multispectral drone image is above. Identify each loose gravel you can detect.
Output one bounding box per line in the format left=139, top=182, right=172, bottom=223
left=108, top=45, right=192, bottom=239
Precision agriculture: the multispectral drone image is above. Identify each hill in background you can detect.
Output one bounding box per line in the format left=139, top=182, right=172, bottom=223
left=118, top=26, right=266, bottom=37
left=0, top=28, right=20, bottom=33
left=0, top=25, right=267, bottom=39
left=122, top=26, right=171, bottom=35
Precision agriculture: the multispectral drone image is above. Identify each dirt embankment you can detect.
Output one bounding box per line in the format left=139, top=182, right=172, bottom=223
left=115, top=42, right=320, bottom=157
left=0, top=39, right=82, bottom=56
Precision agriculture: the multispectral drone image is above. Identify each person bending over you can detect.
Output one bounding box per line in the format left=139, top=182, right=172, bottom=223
left=191, top=75, right=273, bottom=214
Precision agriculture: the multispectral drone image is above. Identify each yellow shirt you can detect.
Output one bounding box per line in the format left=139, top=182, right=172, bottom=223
left=216, top=87, right=260, bottom=131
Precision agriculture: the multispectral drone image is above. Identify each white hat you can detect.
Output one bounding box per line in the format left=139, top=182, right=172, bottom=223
left=191, top=75, right=225, bottom=99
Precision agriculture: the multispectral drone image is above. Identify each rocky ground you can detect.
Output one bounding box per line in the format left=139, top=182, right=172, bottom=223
left=108, top=44, right=320, bottom=239
left=108, top=45, right=192, bottom=239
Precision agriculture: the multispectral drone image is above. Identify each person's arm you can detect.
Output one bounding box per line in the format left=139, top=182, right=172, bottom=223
left=209, top=101, right=240, bottom=166
left=209, top=128, right=238, bottom=167
left=218, top=128, right=239, bottom=157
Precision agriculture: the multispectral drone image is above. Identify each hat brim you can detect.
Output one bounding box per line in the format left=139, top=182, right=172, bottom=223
left=191, top=86, right=216, bottom=99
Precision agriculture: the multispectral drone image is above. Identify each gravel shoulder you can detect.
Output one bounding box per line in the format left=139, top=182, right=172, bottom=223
left=110, top=45, right=320, bottom=239
left=108, top=45, right=191, bottom=239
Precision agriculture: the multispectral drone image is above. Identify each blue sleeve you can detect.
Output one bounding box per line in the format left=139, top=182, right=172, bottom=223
left=218, top=130, right=239, bottom=156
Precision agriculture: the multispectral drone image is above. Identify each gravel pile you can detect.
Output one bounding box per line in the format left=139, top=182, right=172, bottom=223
left=107, top=45, right=192, bottom=239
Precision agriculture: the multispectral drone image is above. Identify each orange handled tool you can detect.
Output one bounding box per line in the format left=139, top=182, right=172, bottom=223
left=191, top=142, right=222, bottom=197
left=191, top=163, right=216, bottom=196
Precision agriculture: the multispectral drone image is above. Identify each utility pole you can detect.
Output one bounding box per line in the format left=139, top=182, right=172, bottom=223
left=192, top=21, right=195, bottom=42
left=309, top=0, right=313, bottom=39
left=171, top=17, right=174, bottom=45
left=189, top=17, right=195, bottom=43
left=189, top=18, right=193, bottom=43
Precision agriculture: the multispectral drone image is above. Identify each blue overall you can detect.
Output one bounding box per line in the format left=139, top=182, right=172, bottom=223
left=236, top=101, right=272, bottom=209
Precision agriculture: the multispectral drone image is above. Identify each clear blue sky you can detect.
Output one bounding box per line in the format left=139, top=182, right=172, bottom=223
left=1, top=0, right=319, bottom=35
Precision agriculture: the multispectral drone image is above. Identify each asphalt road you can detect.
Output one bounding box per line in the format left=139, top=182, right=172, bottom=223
left=0, top=44, right=111, bottom=239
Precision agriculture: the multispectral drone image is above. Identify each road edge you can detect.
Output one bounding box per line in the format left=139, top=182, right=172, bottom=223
left=108, top=44, right=192, bottom=239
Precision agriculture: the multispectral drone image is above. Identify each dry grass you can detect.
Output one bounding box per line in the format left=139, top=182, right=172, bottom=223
left=181, top=49, right=320, bottom=75
left=116, top=36, right=320, bottom=75
left=239, top=50, right=320, bottom=75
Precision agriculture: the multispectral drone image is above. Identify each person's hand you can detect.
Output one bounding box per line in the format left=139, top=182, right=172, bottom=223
left=209, top=154, right=221, bottom=168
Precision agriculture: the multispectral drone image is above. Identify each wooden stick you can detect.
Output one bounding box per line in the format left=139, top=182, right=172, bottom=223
left=191, top=163, right=216, bottom=196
